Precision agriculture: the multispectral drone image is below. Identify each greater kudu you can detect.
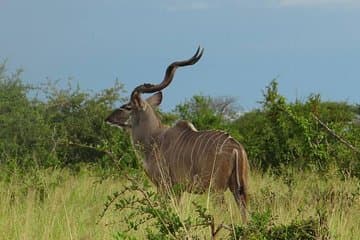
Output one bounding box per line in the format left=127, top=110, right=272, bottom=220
left=106, top=47, right=249, bottom=222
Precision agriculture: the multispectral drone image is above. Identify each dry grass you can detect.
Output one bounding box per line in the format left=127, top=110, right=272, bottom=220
left=0, top=169, right=122, bottom=240
left=249, top=169, right=360, bottom=239
left=0, top=167, right=359, bottom=239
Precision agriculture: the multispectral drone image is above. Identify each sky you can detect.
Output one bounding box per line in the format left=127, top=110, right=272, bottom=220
left=1, top=0, right=359, bottom=111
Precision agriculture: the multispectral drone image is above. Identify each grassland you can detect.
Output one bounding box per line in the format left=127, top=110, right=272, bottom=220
left=1, top=167, right=359, bottom=240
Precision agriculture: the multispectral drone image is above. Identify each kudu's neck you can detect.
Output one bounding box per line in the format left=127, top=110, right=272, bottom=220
left=131, top=106, right=167, bottom=152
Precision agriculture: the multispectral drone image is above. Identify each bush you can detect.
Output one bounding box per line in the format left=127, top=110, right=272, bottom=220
left=172, top=95, right=243, bottom=140
left=233, top=80, right=360, bottom=174
left=0, top=62, right=138, bottom=172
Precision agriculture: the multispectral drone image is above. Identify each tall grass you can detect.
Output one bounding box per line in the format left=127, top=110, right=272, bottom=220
left=249, top=169, right=360, bottom=239
left=1, top=168, right=359, bottom=239
left=0, top=168, right=123, bottom=240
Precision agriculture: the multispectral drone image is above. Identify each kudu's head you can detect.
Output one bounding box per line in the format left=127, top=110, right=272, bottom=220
left=106, top=47, right=204, bottom=131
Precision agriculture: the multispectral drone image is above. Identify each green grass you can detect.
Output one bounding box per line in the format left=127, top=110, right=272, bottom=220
left=1, top=167, right=359, bottom=239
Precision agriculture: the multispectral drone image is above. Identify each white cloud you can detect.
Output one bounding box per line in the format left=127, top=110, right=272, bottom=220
left=278, top=0, right=360, bottom=7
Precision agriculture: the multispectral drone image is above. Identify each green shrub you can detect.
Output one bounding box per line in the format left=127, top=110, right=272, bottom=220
left=233, top=80, right=360, bottom=174
left=0, top=62, right=138, bottom=172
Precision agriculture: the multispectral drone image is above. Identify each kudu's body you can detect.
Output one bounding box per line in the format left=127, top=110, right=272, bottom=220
left=106, top=47, right=249, bottom=222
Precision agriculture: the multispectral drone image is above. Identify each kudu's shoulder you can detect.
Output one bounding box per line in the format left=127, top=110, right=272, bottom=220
left=173, top=120, right=198, bottom=132
left=170, top=120, right=237, bottom=142
left=171, top=120, right=233, bottom=137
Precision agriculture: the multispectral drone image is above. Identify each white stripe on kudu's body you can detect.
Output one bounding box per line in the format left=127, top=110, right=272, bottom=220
left=106, top=47, right=249, bottom=223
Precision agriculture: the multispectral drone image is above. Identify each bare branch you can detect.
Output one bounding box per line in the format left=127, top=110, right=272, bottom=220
left=311, top=113, right=359, bottom=153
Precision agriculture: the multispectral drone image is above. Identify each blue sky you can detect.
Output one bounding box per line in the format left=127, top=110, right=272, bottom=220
left=1, top=0, right=359, bottom=111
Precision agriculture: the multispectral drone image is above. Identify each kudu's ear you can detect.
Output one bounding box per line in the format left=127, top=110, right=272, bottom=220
left=132, top=91, right=144, bottom=109
left=146, top=92, right=162, bottom=107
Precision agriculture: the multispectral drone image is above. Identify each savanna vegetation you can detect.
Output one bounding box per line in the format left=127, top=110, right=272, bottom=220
left=1, top=62, right=359, bottom=239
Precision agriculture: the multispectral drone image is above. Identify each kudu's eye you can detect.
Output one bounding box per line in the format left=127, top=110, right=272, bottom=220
left=120, top=103, right=132, bottom=111
left=124, top=106, right=132, bottom=111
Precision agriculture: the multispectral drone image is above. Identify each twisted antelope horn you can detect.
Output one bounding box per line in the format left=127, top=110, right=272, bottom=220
left=131, top=46, right=204, bottom=101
